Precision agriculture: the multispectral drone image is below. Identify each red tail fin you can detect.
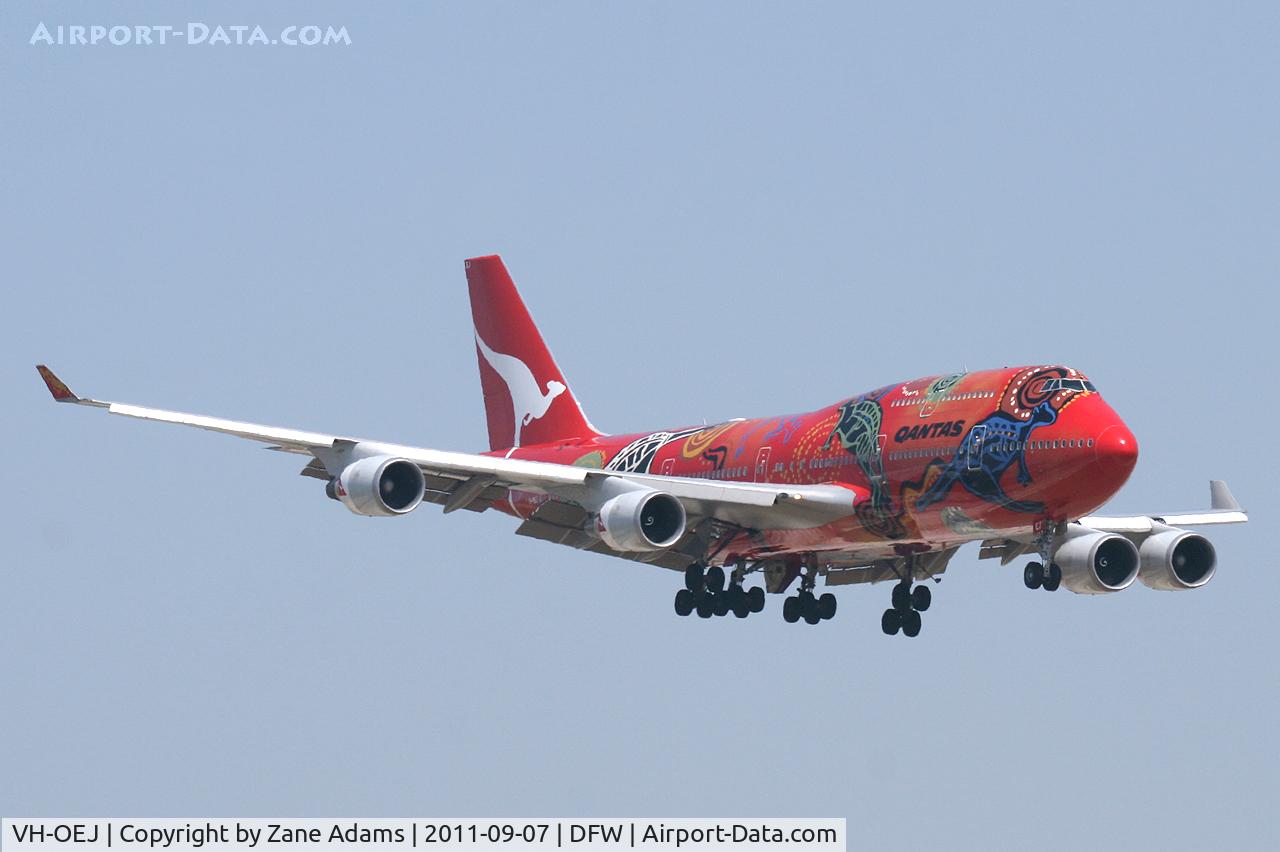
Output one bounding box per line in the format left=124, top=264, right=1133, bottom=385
left=465, top=255, right=600, bottom=451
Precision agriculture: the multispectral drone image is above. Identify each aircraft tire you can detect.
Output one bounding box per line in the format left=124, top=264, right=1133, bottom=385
left=705, top=565, right=726, bottom=594
left=684, top=565, right=705, bottom=593
left=1044, top=563, right=1062, bottom=592
left=747, top=586, right=765, bottom=613
left=674, top=589, right=695, bottom=617
left=1023, top=562, right=1043, bottom=590
left=783, top=596, right=801, bottom=624
left=911, top=585, right=931, bottom=612
left=891, top=582, right=913, bottom=611
left=881, top=608, right=901, bottom=635
left=818, top=593, right=837, bottom=620
left=803, top=598, right=821, bottom=625
left=902, top=609, right=922, bottom=637
left=696, top=595, right=715, bottom=619
left=713, top=593, right=731, bottom=617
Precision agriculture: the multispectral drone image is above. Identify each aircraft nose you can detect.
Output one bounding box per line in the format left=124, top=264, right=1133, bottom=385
left=1094, top=423, right=1139, bottom=474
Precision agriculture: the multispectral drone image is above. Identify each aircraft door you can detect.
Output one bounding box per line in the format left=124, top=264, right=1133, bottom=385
left=966, top=425, right=987, bottom=471
left=869, top=433, right=888, bottom=484
left=755, top=446, right=773, bottom=482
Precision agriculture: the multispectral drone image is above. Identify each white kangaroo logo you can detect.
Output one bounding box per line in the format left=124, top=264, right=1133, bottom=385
left=475, top=331, right=566, bottom=448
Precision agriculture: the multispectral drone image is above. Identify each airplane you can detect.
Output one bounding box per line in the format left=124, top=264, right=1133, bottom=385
left=37, top=255, right=1248, bottom=636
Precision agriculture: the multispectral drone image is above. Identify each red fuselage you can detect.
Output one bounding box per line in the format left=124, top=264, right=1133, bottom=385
left=492, top=364, right=1138, bottom=566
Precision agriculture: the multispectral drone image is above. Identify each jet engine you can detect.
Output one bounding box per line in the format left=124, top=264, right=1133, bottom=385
left=328, top=455, right=426, bottom=517
left=1138, top=528, right=1216, bottom=590
left=594, top=490, right=687, bottom=552
left=1053, top=529, right=1140, bottom=594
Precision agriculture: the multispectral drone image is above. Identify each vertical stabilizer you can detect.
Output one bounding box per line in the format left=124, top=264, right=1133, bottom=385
left=465, top=255, right=600, bottom=451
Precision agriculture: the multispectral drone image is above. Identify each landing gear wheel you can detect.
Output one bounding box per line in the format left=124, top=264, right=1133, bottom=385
left=696, top=594, right=715, bottom=619
left=818, top=593, right=837, bottom=620
left=881, top=608, right=902, bottom=635
left=902, top=609, right=922, bottom=637
left=747, top=586, right=765, bottom=614
left=783, top=596, right=801, bottom=624
left=803, top=596, right=821, bottom=625
left=705, top=565, right=726, bottom=594
left=911, top=585, right=931, bottom=612
left=891, top=582, right=913, bottom=612
left=732, top=595, right=750, bottom=618
left=1023, top=561, right=1043, bottom=590
left=684, top=565, right=705, bottom=593
left=674, top=589, right=694, bottom=617
left=713, top=593, right=731, bottom=617
left=1044, top=562, right=1062, bottom=592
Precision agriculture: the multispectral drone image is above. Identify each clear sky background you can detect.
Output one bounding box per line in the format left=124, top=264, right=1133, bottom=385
left=2, top=1, right=1276, bottom=848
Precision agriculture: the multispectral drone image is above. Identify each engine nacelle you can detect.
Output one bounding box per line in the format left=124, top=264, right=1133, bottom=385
left=1139, top=529, right=1216, bottom=590
left=331, top=455, right=426, bottom=517
left=594, top=490, right=686, bottom=552
left=1054, top=529, right=1140, bottom=594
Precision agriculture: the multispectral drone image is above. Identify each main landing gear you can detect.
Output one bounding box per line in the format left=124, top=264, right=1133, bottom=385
left=781, top=562, right=836, bottom=626
left=881, top=579, right=931, bottom=638
left=674, top=564, right=765, bottom=619
left=781, top=590, right=837, bottom=625
left=1023, top=561, right=1062, bottom=592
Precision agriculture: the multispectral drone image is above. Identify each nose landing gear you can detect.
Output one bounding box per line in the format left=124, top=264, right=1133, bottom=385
left=1023, top=522, right=1064, bottom=592
left=1022, top=561, right=1062, bottom=591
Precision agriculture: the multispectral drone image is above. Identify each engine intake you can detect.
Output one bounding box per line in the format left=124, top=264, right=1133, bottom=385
left=1053, top=528, right=1140, bottom=594
left=332, top=455, right=426, bottom=517
left=1139, top=529, right=1216, bottom=590
left=595, top=490, right=686, bottom=552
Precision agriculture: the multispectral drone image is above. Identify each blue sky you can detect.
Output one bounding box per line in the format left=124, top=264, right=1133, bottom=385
left=2, top=2, right=1276, bottom=848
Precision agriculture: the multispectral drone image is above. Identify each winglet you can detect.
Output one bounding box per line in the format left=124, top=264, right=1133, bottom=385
left=36, top=365, right=79, bottom=402
left=1210, top=480, right=1241, bottom=511
left=36, top=365, right=109, bottom=408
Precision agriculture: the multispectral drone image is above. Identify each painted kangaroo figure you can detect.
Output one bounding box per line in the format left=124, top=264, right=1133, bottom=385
left=915, top=402, right=1058, bottom=514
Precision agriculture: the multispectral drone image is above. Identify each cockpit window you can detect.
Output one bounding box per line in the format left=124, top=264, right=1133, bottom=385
left=1041, top=378, right=1096, bottom=393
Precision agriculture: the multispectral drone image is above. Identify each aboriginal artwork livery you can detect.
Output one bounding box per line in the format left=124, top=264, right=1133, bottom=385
left=824, top=387, right=910, bottom=539
left=605, top=427, right=703, bottom=473
left=812, top=366, right=1099, bottom=541
left=914, top=402, right=1057, bottom=513
left=911, top=366, right=1092, bottom=514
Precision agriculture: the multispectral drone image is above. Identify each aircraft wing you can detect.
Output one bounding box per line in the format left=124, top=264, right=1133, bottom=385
left=976, top=480, right=1248, bottom=567
left=1078, top=480, right=1249, bottom=532
left=36, top=366, right=863, bottom=551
